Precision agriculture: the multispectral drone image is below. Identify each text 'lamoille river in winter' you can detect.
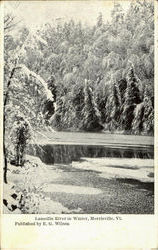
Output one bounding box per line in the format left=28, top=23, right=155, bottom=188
left=27, top=135, right=154, bottom=214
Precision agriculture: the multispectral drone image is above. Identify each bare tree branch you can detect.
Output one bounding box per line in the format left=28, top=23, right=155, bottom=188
left=4, top=14, right=21, bottom=33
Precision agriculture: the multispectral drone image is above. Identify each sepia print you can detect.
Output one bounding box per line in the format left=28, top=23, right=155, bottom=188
left=3, top=0, right=154, bottom=215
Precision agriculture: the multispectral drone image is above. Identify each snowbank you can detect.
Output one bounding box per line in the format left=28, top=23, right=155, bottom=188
left=43, top=184, right=102, bottom=195
left=72, top=157, right=154, bottom=183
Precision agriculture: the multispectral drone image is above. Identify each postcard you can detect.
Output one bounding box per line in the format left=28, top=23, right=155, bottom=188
left=1, top=0, right=157, bottom=249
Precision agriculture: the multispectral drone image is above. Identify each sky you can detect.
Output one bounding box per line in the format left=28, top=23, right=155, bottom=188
left=5, top=1, right=130, bottom=30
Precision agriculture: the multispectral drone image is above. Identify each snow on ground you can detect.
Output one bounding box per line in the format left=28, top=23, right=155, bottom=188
left=7, top=155, right=60, bottom=187
left=43, top=184, right=102, bottom=195
left=5, top=155, right=85, bottom=214
left=72, top=157, right=154, bottom=183
left=4, top=150, right=154, bottom=213
left=38, top=197, right=83, bottom=214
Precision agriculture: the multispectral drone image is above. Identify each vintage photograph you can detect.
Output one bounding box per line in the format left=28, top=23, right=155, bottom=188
left=3, top=0, right=154, bottom=214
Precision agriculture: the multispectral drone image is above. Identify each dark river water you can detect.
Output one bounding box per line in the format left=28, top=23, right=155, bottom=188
left=28, top=143, right=154, bottom=214
left=31, top=144, right=154, bottom=164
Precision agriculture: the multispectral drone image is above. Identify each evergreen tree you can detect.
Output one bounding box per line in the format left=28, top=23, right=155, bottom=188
left=72, top=84, right=84, bottom=128
left=42, top=76, right=56, bottom=122
left=51, top=97, right=63, bottom=130
left=105, top=81, right=122, bottom=131
left=81, top=80, right=103, bottom=131
left=10, top=115, right=31, bottom=166
left=117, top=79, right=127, bottom=105
left=142, top=85, right=154, bottom=135
left=122, top=67, right=141, bottom=131
left=132, top=102, right=144, bottom=134
left=95, top=86, right=108, bottom=124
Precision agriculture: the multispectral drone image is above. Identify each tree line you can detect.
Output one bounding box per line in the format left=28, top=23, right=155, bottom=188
left=4, top=0, right=154, bottom=140
left=40, top=1, right=154, bottom=134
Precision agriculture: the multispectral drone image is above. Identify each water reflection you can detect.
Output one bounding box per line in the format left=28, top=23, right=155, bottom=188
left=28, top=144, right=154, bottom=165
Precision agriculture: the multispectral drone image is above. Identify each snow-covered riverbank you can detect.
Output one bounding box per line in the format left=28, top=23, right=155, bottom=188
left=4, top=147, right=154, bottom=214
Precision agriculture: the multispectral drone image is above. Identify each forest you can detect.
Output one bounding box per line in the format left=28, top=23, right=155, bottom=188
left=4, top=1, right=154, bottom=136
left=3, top=1, right=154, bottom=213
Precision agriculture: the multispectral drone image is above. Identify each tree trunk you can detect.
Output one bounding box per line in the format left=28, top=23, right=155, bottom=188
left=3, top=63, right=17, bottom=183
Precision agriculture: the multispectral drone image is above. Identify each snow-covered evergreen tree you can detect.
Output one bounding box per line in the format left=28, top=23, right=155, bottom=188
left=122, top=67, right=141, bottom=131
left=81, top=80, right=103, bottom=131
left=132, top=102, right=144, bottom=134
left=10, top=115, right=31, bottom=166
left=105, top=80, right=122, bottom=131
left=142, top=85, right=154, bottom=135
left=51, top=97, right=63, bottom=130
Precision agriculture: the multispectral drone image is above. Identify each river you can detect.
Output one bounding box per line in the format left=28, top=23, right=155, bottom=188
left=27, top=132, right=154, bottom=214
